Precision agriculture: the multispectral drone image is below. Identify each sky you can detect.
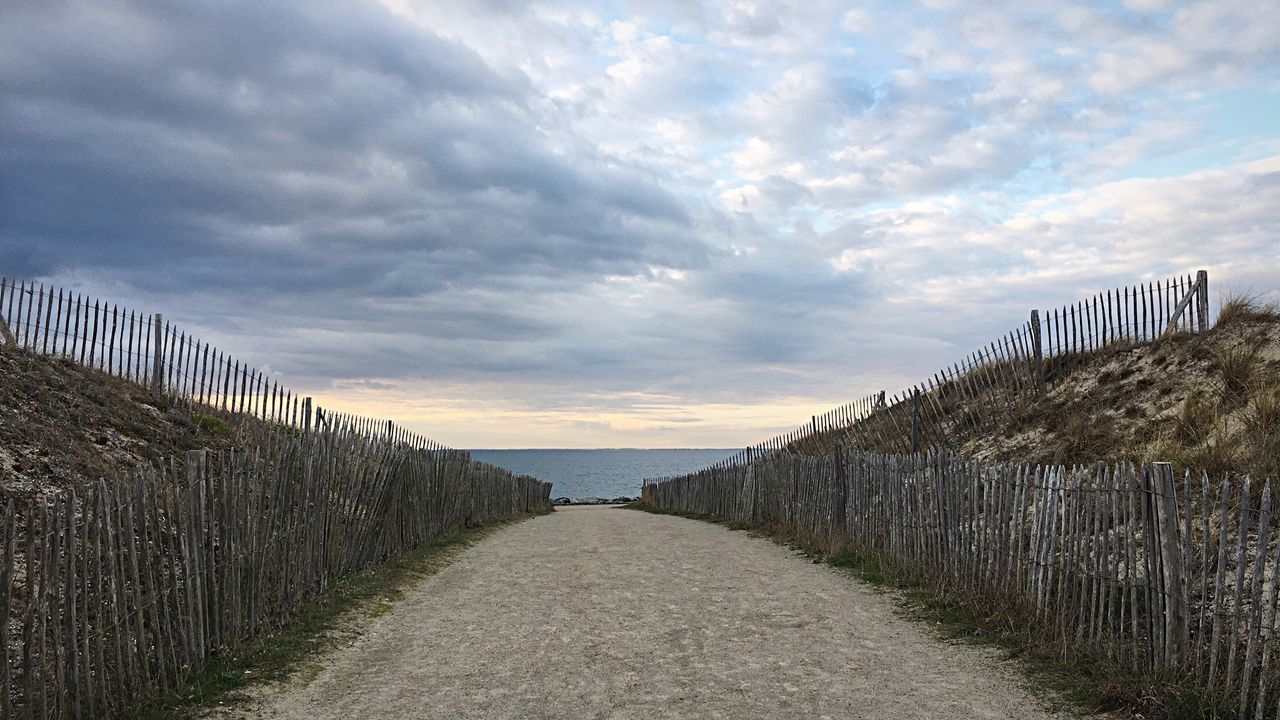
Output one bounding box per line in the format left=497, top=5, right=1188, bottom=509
left=2, top=0, right=1279, bottom=449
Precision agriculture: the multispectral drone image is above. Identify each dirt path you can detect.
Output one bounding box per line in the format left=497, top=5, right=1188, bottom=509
left=229, top=506, right=1077, bottom=719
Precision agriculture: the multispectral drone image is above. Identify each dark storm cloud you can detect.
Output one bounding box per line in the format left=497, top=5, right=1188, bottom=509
left=0, top=0, right=709, bottom=326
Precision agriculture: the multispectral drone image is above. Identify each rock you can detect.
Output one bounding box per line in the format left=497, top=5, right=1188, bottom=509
left=553, top=496, right=638, bottom=505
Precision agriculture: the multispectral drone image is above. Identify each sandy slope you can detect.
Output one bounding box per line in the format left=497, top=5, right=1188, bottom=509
left=221, top=506, right=1079, bottom=720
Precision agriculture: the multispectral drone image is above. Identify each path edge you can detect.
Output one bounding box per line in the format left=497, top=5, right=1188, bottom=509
left=132, top=510, right=553, bottom=720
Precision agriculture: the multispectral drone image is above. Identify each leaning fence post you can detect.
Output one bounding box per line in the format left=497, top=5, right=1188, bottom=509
left=1196, top=269, right=1209, bottom=332
left=150, top=313, right=164, bottom=395
left=1029, top=309, right=1046, bottom=392
left=303, top=397, right=313, bottom=437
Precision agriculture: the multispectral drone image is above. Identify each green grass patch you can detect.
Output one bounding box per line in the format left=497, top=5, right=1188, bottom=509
left=193, top=413, right=231, bottom=436
left=123, top=511, right=548, bottom=719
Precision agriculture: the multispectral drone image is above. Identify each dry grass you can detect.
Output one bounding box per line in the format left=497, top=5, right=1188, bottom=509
left=1217, top=292, right=1280, bottom=328
left=1212, top=341, right=1265, bottom=404
left=953, top=297, right=1280, bottom=482
left=1050, top=412, right=1117, bottom=465
left=1172, top=391, right=1216, bottom=445
left=1244, top=386, right=1280, bottom=481
left=1141, top=339, right=1278, bottom=480
left=1155, top=425, right=1240, bottom=478
left=802, top=294, right=1280, bottom=484
left=0, top=344, right=267, bottom=496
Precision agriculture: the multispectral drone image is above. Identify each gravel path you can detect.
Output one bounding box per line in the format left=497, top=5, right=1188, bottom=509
left=233, top=506, right=1077, bottom=719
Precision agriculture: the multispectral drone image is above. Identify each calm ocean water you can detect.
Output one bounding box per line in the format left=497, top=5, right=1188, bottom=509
left=468, top=449, right=737, bottom=499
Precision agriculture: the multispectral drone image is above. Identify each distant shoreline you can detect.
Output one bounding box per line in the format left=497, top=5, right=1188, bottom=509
left=470, top=448, right=738, bottom=501
left=553, top=496, right=638, bottom=506
left=469, top=447, right=738, bottom=452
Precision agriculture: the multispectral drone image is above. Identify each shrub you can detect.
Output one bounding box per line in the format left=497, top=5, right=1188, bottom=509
left=195, top=414, right=231, bottom=436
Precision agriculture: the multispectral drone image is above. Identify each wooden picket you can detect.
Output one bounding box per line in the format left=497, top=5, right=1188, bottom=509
left=0, top=426, right=551, bottom=718
left=0, top=279, right=553, bottom=718
left=0, top=279, right=299, bottom=432
left=0, top=276, right=519, bottom=468
left=645, top=449, right=1280, bottom=718
left=0, top=270, right=1223, bottom=714
left=641, top=269, right=1259, bottom=713
left=710, top=270, right=1211, bottom=463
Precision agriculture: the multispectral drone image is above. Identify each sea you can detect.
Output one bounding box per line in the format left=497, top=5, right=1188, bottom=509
left=467, top=449, right=737, bottom=500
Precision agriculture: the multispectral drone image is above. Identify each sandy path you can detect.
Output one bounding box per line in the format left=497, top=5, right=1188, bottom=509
left=232, top=506, right=1075, bottom=720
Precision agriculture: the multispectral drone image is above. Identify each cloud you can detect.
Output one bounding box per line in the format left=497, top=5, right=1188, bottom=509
left=0, top=0, right=713, bottom=322
left=2, top=0, right=1279, bottom=448
left=828, top=156, right=1280, bottom=321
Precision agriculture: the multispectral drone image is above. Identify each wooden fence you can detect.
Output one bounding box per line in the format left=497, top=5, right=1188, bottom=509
left=643, top=450, right=1277, bottom=718
left=1, top=425, right=551, bottom=718
left=1042, top=270, right=1209, bottom=358
left=0, top=278, right=415, bottom=443
left=0, top=277, right=554, bottom=718
left=0, top=271, right=1209, bottom=467
left=703, top=270, right=1210, bottom=465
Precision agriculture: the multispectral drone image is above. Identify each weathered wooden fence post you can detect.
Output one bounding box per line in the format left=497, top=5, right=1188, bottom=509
left=0, top=278, right=14, bottom=346
left=739, top=446, right=757, bottom=523
left=1152, top=462, right=1188, bottom=668
left=1029, top=309, right=1046, bottom=391
left=1196, top=269, right=1209, bottom=332
left=832, top=440, right=847, bottom=547
left=150, top=313, right=165, bottom=394
left=909, top=388, right=921, bottom=454
left=1165, top=270, right=1209, bottom=335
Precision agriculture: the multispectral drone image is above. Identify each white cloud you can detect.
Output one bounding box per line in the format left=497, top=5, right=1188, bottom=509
left=840, top=9, right=872, bottom=34
left=837, top=156, right=1280, bottom=314
left=1124, top=0, right=1170, bottom=11
left=727, top=136, right=779, bottom=179
left=6, top=0, right=1280, bottom=447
